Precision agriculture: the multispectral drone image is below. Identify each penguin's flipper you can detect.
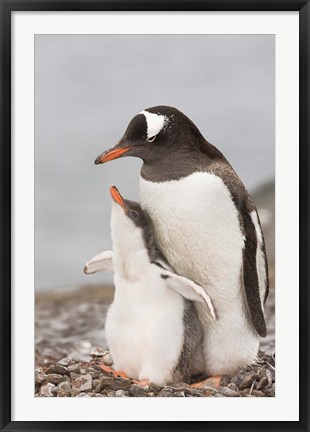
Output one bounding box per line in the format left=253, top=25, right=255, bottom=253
left=242, top=210, right=268, bottom=337
left=83, top=250, right=114, bottom=274
left=160, top=270, right=216, bottom=321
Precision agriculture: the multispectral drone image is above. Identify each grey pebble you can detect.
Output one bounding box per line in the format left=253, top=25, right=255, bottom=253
left=89, top=347, right=105, bottom=357
left=189, top=389, right=204, bottom=397
left=158, top=388, right=174, bottom=397
left=239, top=371, right=257, bottom=390
left=114, top=378, right=132, bottom=391
left=57, top=357, right=72, bottom=367
left=45, top=364, right=70, bottom=376
left=220, top=375, right=232, bottom=387
left=231, top=372, right=243, bottom=386
left=89, top=372, right=101, bottom=380
left=256, top=376, right=268, bottom=390
left=39, top=383, right=56, bottom=397
left=264, top=383, right=275, bottom=397
left=173, top=391, right=186, bottom=397
left=72, top=374, right=92, bottom=396
left=67, top=364, right=80, bottom=372
left=227, top=383, right=238, bottom=391
left=95, top=376, right=114, bottom=392
left=96, top=376, right=132, bottom=392
left=219, top=386, right=240, bottom=397
left=201, top=390, right=214, bottom=397
left=35, top=374, right=45, bottom=385
left=93, top=378, right=101, bottom=387
left=42, top=373, right=67, bottom=385
left=94, top=377, right=114, bottom=393
left=265, top=369, right=273, bottom=387
left=171, top=384, right=191, bottom=395
left=110, top=378, right=131, bottom=391
left=76, top=392, right=92, bottom=397
left=251, top=390, right=266, bottom=397
left=57, top=381, right=72, bottom=397
left=129, top=384, right=147, bottom=397
left=148, top=383, right=163, bottom=392
left=115, top=390, right=127, bottom=397
left=70, top=372, right=80, bottom=381
left=79, top=365, right=98, bottom=375
left=101, top=352, right=113, bottom=366
left=240, top=388, right=251, bottom=397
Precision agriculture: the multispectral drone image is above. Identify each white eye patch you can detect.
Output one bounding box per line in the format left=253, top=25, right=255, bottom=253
left=140, top=110, right=167, bottom=139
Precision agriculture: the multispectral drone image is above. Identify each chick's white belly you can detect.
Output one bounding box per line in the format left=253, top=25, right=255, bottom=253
left=105, top=273, right=185, bottom=385
left=140, top=173, right=260, bottom=375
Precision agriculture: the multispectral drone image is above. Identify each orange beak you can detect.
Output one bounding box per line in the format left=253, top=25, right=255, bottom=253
left=110, top=186, right=126, bottom=209
left=95, top=147, right=132, bottom=165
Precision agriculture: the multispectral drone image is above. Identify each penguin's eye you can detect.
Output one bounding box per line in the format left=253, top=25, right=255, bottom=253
left=130, top=210, right=138, bottom=218
left=146, top=135, right=156, bottom=143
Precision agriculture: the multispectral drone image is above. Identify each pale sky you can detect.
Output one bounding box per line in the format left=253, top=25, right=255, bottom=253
left=35, top=35, right=275, bottom=290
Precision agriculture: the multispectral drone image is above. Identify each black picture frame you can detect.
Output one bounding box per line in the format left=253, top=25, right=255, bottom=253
left=1, top=1, right=309, bottom=431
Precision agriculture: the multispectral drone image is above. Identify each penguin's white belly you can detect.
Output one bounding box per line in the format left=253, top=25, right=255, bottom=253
left=105, top=270, right=185, bottom=386
left=140, top=172, right=260, bottom=375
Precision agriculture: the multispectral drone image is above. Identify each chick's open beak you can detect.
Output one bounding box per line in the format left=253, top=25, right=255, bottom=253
left=110, top=186, right=126, bottom=209
left=95, top=146, right=132, bottom=165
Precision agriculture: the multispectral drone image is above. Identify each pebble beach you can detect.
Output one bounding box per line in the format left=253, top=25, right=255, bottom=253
left=35, top=281, right=275, bottom=398
left=35, top=350, right=275, bottom=398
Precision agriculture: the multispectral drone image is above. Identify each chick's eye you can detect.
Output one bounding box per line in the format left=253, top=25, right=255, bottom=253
left=131, top=210, right=138, bottom=218
left=146, top=135, right=156, bottom=143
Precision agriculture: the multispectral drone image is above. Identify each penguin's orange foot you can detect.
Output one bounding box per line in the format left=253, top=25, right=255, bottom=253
left=132, top=379, right=150, bottom=386
left=190, top=375, right=222, bottom=389
left=99, top=364, right=128, bottom=379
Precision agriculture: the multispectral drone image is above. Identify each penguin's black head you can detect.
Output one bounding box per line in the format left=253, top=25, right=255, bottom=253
left=95, top=106, right=205, bottom=166
left=110, top=185, right=151, bottom=229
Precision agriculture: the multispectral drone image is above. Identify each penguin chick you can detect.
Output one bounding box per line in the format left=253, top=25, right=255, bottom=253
left=84, top=186, right=216, bottom=386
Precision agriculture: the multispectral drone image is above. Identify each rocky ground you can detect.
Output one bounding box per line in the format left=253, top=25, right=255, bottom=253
left=35, top=350, right=275, bottom=398
left=35, top=283, right=275, bottom=398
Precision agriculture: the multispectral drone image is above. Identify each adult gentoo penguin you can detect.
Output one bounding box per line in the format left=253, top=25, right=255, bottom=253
left=94, top=106, right=269, bottom=376
left=84, top=186, right=216, bottom=385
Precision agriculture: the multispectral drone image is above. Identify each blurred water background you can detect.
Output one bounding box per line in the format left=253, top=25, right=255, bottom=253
left=35, top=35, right=275, bottom=291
